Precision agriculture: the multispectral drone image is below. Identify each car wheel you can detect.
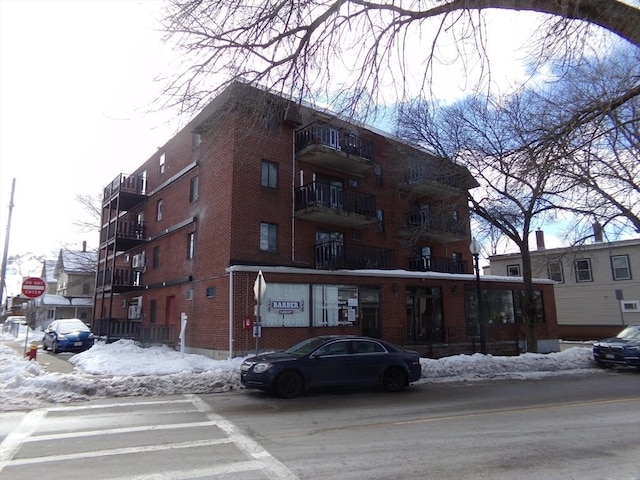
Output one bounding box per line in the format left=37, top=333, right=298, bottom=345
left=51, top=341, right=59, bottom=354
left=382, top=367, right=407, bottom=392
left=275, top=370, right=304, bottom=399
left=42, top=342, right=48, bottom=351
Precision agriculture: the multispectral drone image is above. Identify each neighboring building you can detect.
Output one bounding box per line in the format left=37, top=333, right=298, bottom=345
left=488, top=230, right=640, bottom=340
left=94, top=82, right=559, bottom=358
left=33, top=244, right=97, bottom=328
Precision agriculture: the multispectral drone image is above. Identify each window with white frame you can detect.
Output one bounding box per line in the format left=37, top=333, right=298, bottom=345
left=187, top=232, right=195, bottom=259
left=548, top=261, right=564, bottom=283
left=159, top=153, right=165, bottom=175
left=261, top=160, right=278, bottom=188
left=611, top=255, right=631, bottom=280
left=190, top=176, right=199, bottom=203
left=260, top=222, right=277, bottom=252
left=506, top=264, right=521, bottom=277
left=574, top=258, right=593, bottom=282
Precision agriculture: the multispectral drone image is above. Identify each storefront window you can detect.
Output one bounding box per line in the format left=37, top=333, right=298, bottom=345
left=312, top=285, right=359, bottom=327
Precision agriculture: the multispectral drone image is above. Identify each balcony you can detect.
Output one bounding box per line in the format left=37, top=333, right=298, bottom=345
left=100, top=217, right=146, bottom=249
left=401, top=163, right=476, bottom=199
left=408, top=255, right=469, bottom=274
left=400, top=209, right=468, bottom=242
left=315, top=241, right=395, bottom=270
left=295, top=181, right=377, bottom=228
left=103, top=173, right=146, bottom=211
left=96, top=267, right=143, bottom=293
left=295, top=123, right=375, bottom=176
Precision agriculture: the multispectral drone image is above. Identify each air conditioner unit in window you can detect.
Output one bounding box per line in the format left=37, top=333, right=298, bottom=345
left=128, top=304, right=141, bottom=319
left=132, top=254, right=144, bottom=270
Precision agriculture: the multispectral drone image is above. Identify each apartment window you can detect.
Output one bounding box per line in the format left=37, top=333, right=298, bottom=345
left=150, top=299, right=157, bottom=324
left=187, top=232, right=195, bottom=259
left=376, top=209, right=385, bottom=234
left=260, top=222, right=277, bottom=252
left=190, top=176, right=199, bottom=203
left=548, top=261, right=564, bottom=283
left=153, top=246, right=160, bottom=268
left=574, top=258, right=593, bottom=282
left=159, top=153, right=165, bottom=175
left=192, top=133, right=201, bottom=149
left=611, top=255, right=631, bottom=280
left=374, top=165, right=383, bottom=187
left=261, top=160, right=278, bottom=188
left=156, top=199, right=163, bottom=221
left=206, top=286, right=215, bottom=298
left=452, top=252, right=463, bottom=273
left=506, top=264, right=521, bottom=277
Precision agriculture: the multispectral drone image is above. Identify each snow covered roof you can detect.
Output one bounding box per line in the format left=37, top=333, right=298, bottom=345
left=39, top=294, right=71, bottom=306
left=70, top=297, right=93, bottom=306
left=56, top=249, right=97, bottom=275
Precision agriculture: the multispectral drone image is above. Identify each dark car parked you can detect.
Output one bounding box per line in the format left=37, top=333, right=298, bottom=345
left=240, top=335, right=423, bottom=398
left=42, top=319, right=95, bottom=354
left=593, top=324, right=640, bottom=369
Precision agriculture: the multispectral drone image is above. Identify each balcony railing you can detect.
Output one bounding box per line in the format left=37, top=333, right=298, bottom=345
left=100, top=219, right=146, bottom=245
left=408, top=255, right=469, bottom=274
left=296, top=123, right=374, bottom=161
left=405, top=164, right=467, bottom=191
left=315, top=241, right=395, bottom=270
left=103, top=173, right=146, bottom=201
left=96, top=267, right=141, bottom=290
left=404, top=209, right=467, bottom=240
left=296, top=181, right=376, bottom=216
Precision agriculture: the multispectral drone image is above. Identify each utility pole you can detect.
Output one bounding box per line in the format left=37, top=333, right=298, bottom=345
left=0, top=178, right=16, bottom=311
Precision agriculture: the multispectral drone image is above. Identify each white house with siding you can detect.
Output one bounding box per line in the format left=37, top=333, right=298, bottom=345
left=488, top=232, right=640, bottom=340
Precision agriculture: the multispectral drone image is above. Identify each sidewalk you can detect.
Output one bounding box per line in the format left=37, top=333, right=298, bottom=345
left=3, top=340, right=76, bottom=374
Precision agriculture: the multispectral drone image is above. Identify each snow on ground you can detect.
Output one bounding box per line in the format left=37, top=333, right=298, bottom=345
left=1, top=326, right=600, bottom=411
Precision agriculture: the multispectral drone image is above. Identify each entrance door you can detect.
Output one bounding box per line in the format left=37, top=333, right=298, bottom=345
left=406, top=288, right=443, bottom=345
left=360, top=287, right=381, bottom=338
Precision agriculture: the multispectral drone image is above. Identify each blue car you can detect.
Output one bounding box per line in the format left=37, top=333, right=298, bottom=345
left=42, top=319, right=94, bottom=354
left=593, top=324, right=640, bottom=369
left=241, top=335, right=422, bottom=398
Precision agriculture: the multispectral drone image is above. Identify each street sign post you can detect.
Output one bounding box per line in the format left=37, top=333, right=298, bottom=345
left=21, top=277, right=46, bottom=299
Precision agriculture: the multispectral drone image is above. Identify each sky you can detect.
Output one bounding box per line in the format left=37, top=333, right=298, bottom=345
left=0, top=1, right=605, bottom=299
left=0, top=1, right=182, bottom=289
left=0, top=326, right=601, bottom=411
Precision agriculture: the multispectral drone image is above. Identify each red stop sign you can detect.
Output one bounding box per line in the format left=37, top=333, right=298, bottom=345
left=21, top=277, right=46, bottom=298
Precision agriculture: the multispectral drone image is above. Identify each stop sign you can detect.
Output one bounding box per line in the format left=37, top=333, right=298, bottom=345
left=21, top=277, right=46, bottom=298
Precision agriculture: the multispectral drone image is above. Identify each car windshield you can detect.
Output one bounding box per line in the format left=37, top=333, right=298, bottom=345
left=284, top=337, right=332, bottom=357
left=617, top=325, right=640, bottom=340
left=58, top=320, right=90, bottom=334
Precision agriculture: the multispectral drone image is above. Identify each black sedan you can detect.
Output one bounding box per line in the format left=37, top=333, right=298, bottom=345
left=240, top=335, right=422, bottom=398
left=593, top=324, right=640, bottom=369
left=42, top=318, right=95, bottom=354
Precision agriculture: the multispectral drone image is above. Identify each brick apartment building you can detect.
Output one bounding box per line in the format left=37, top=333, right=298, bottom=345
left=93, top=82, right=559, bottom=358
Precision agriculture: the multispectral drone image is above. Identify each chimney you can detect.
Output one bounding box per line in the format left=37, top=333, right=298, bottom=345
left=535, top=230, right=545, bottom=250
left=82, top=241, right=87, bottom=252
left=593, top=222, right=603, bottom=243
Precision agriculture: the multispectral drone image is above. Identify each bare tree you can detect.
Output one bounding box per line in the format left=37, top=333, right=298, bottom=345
left=73, top=193, right=102, bottom=234
left=159, top=0, right=640, bottom=118
left=396, top=90, right=574, bottom=352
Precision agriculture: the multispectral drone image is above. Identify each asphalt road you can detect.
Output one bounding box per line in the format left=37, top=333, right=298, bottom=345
left=1, top=370, right=638, bottom=479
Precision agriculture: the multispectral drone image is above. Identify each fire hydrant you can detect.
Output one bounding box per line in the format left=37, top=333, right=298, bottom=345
left=25, top=343, right=38, bottom=361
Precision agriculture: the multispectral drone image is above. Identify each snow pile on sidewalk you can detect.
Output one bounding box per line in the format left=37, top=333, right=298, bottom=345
left=1, top=329, right=598, bottom=411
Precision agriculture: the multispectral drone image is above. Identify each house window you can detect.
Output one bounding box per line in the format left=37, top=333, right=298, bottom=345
left=611, top=255, right=631, bottom=280
left=574, top=258, right=593, bottom=282
left=260, top=222, right=277, bottom=252
left=261, top=160, right=278, bottom=188
left=159, top=153, right=165, bottom=175
left=190, top=176, right=199, bottom=203
left=506, top=264, right=521, bottom=277
left=187, top=232, right=195, bottom=259
left=82, top=282, right=90, bottom=295
left=548, top=261, right=564, bottom=283
left=156, top=199, right=163, bottom=221
left=153, top=246, right=160, bottom=269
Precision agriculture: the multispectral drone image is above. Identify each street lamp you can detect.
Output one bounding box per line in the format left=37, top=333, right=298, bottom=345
left=469, top=238, right=487, bottom=354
